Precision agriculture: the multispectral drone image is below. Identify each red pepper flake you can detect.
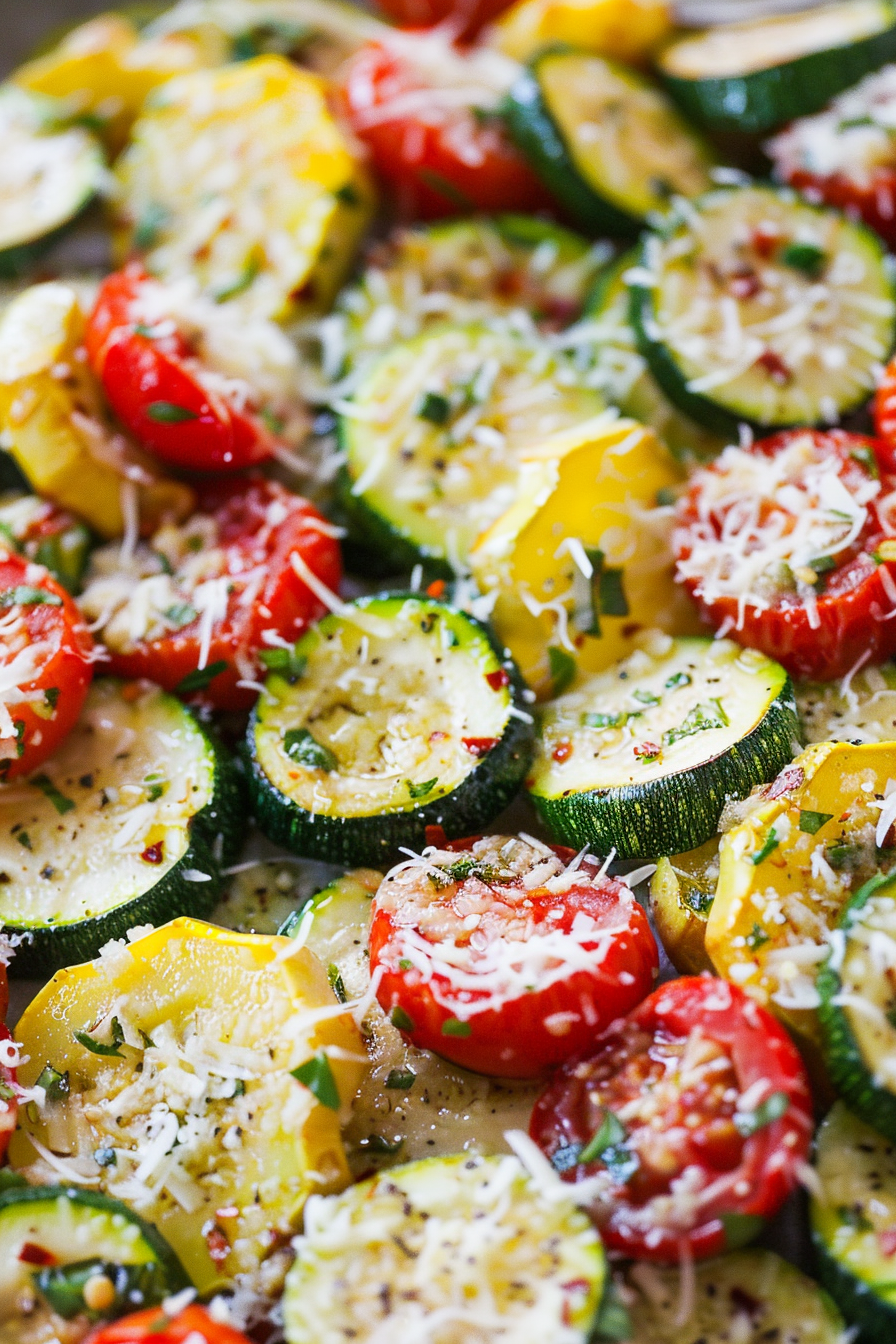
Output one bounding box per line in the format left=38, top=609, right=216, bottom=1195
left=462, top=737, right=498, bottom=757
left=751, top=223, right=781, bottom=258
left=767, top=764, right=805, bottom=800
left=485, top=668, right=510, bottom=691
left=633, top=741, right=661, bottom=760
left=880, top=1228, right=896, bottom=1256
left=428, top=730, right=447, bottom=744
left=426, top=579, right=446, bottom=598
left=141, top=842, right=164, bottom=864
left=425, top=824, right=448, bottom=849
left=552, top=740, right=573, bottom=764
left=120, top=682, right=144, bottom=703
left=205, top=1224, right=231, bottom=1265
left=729, top=268, right=761, bottom=301
left=19, top=1243, right=56, bottom=1265
left=755, top=349, right=792, bottom=385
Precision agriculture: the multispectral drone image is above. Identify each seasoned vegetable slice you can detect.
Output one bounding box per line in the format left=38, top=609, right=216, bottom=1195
left=649, top=837, right=718, bottom=975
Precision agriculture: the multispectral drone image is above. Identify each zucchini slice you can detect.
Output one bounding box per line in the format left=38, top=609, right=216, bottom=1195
left=818, top=871, right=896, bottom=1141
left=283, top=1152, right=606, bottom=1343
left=504, top=50, right=713, bottom=236
left=0, top=678, right=244, bottom=976
left=622, top=1248, right=845, bottom=1344
left=798, top=665, right=896, bottom=745
left=659, top=1, right=896, bottom=135
left=529, top=636, right=798, bottom=860
left=10, top=917, right=367, bottom=1293
left=247, top=594, right=533, bottom=867
left=649, top=837, right=718, bottom=975
left=811, top=1101, right=896, bottom=1344
left=0, top=1184, right=188, bottom=1344
left=338, top=323, right=603, bottom=574
left=631, top=185, right=896, bottom=435
left=0, top=87, right=104, bottom=280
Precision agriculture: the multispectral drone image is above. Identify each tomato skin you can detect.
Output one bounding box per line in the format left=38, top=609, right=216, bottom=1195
left=372, top=0, right=513, bottom=40
left=673, top=430, right=896, bottom=681
left=86, top=266, right=274, bottom=474
left=0, top=1025, right=17, bottom=1164
left=339, top=38, right=552, bottom=221
left=370, top=845, right=659, bottom=1078
left=785, top=168, right=896, bottom=252
left=530, top=976, right=813, bottom=1262
left=101, top=478, right=341, bottom=711
left=0, top=552, right=93, bottom=780
left=87, top=1305, right=252, bottom=1344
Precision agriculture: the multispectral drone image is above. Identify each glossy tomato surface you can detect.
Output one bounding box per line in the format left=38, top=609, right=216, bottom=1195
left=0, top=1025, right=17, bottom=1164
left=372, top=0, right=513, bottom=38
left=531, top=976, right=813, bottom=1261
left=673, top=429, right=896, bottom=681
left=370, top=833, right=658, bottom=1076
left=0, top=552, right=93, bottom=780
left=86, top=265, right=274, bottom=474
left=339, top=35, right=551, bottom=220
left=87, top=1305, right=252, bottom=1344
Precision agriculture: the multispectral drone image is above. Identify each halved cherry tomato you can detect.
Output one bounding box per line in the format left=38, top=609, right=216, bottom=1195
left=673, top=429, right=896, bottom=681
left=785, top=168, right=896, bottom=253
left=85, top=265, right=274, bottom=474
left=0, top=551, right=93, bottom=780
left=338, top=34, right=552, bottom=220
left=372, top=0, right=513, bottom=40
left=530, top=976, right=812, bottom=1262
left=87, top=1304, right=251, bottom=1344
left=0, top=1025, right=17, bottom=1163
left=370, top=832, right=658, bottom=1077
left=77, top=477, right=341, bottom=711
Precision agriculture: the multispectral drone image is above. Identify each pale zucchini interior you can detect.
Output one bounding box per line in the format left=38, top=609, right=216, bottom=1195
left=836, top=892, right=896, bottom=1091
left=0, top=90, right=101, bottom=253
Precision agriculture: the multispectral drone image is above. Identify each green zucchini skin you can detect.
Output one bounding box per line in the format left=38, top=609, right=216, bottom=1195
left=503, top=62, right=639, bottom=237
left=660, top=9, right=896, bottom=135
left=246, top=595, right=534, bottom=869
left=817, top=871, right=896, bottom=1142
left=812, top=1231, right=896, bottom=1344
left=3, top=702, right=246, bottom=979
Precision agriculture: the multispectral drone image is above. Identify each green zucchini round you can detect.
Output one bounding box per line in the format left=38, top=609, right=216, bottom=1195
left=630, top=184, right=896, bottom=436
left=659, top=1, right=896, bottom=135
left=528, top=636, right=799, bottom=860
left=503, top=49, right=713, bottom=236
left=247, top=593, right=533, bottom=868
left=0, top=678, right=245, bottom=977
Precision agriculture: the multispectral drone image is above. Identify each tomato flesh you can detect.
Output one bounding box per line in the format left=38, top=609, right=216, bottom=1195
left=369, top=833, right=658, bottom=1077
left=339, top=36, right=552, bottom=221
left=0, top=1025, right=17, bottom=1164
left=372, top=0, right=513, bottom=40
left=77, top=478, right=341, bottom=711
left=0, top=552, right=93, bottom=780
left=673, top=429, right=896, bottom=681
left=86, top=265, right=274, bottom=474
left=530, top=976, right=813, bottom=1261
left=87, top=1305, right=252, bottom=1344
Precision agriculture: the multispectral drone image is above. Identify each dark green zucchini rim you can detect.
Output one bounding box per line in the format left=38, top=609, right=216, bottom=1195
left=0, top=1183, right=190, bottom=1292
left=529, top=671, right=800, bottom=862
left=246, top=593, right=534, bottom=869
left=817, top=870, right=896, bottom=1143
left=658, top=2, right=896, bottom=135
left=1, top=705, right=246, bottom=979
left=629, top=183, right=896, bottom=437
left=812, top=1228, right=896, bottom=1344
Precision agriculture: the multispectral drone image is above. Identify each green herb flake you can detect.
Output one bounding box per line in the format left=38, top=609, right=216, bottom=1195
left=212, top=256, right=260, bottom=303
left=836, top=1203, right=873, bottom=1231
left=35, top=1063, right=69, bottom=1101
left=146, top=401, right=198, bottom=424
left=385, top=1067, right=416, bottom=1090
left=417, top=391, right=452, bottom=425
left=781, top=241, right=826, bottom=278
left=582, top=547, right=630, bottom=636
left=390, top=1006, right=416, bottom=1033
left=579, top=1111, right=627, bottom=1164
left=139, top=1029, right=156, bottom=1050
left=283, top=727, right=338, bottom=772
left=163, top=602, right=197, bottom=630
left=632, top=688, right=660, bottom=707
left=31, top=774, right=75, bottom=815
left=174, top=660, right=229, bottom=695
left=407, top=777, right=438, bottom=799
left=259, top=646, right=306, bottom=683
left=416, top=168, right=475, bottom=210
left=0, top=586, right=62, bottom=608
left=593, top=1278, right=633, bottom=1343
left=398, top=958, right=413, bottom=970
left=745, top=922, right=769, bottom=950
left=664, top=671, right=691, bottom=690
left=548, top=645, right=576, bottom=696
left=750, top=830, right=779, bottom=866
left=799, top=810, right=833, bottom=835
left=441, top=1017, right=472, bottom=1037
left=44, top=687, right=60, bottom=711
left=734, top=1089, right=789, bottom=1136
left=664, top=698, right=729, bottom=748
left=363, top=1133, right=404, bottom=1154
left=327, top=963, right=347, bottom=1004
left=655, top=487, right=677, bottom=507
left=335, top=181, right=360, bottom=207
left=133, top=201, right=168, bottom=249
left=827, top=842, right=861, bottom=870
left=17, top=831, right=31, bottom=849
left=74, top=1016, right=125, bottom=1058
left=582, top=710, right=628, bottom=729
left=291, top=1051, right=340, bottom=1110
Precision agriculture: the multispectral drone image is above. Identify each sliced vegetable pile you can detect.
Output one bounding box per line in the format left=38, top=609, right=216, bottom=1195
left=6, top=0, right=896, bottom=1340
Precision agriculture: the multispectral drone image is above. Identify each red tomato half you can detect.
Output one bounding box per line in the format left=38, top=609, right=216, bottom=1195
left=0, top=552, right=93, bottom=780
left=370, top=832, right=658, bottom=1077
left=87, top=1305, right=251, bottom=1344
left=372, top=0, right=513, bottom=40
left=530, top=976, right=812, bottom=1262
left=86, top=265, right=274, bottom=474
left=673, top=429, right=896, bottom=681
left=0, top=1025, right=18, bottom=1164
left=339, top=33, right=551, bottom=220
left=79, top=478, right=341, bottom=711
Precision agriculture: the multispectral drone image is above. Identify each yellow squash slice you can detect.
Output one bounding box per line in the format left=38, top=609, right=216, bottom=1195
left=491, top=0, right=671, bottom=66
left=10, top=918, right=368, bottom=1291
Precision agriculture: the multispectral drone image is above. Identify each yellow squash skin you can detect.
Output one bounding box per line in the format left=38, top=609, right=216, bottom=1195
left=11, top=918, right=368, bottom=1292
left=115, top=55, right=374, bottom=319
left=490, top=0, right=671, bottom=65
left=649, top=838, right=719, bottom=975
left=707, top=741, right=896, bottom=1065
left=469, top=413, right=701, bottom=698
left=0, top=282, right=193, bottom=537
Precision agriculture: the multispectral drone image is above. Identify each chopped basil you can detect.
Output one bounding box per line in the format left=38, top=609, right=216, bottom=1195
left=163, top=602, right=197, bottom=630
left=327, top=963, right=347, bottom=1004
left=259, top=646, right=307, bottom=683
left=133, top=201, right=168, bottom=249
left=781, top=241, right=826, bottom=278
left=548, top=645, right=576, bottom=696
left=146, top=401, right=198, bottom=424
left=799, top=810, right=833, bottom=835
left=734, top=1089, right=789, bottom=1136
left=664, top=671, right=691, bottom=690
left=750, top=830, right=779, bottom=866
left=212, top=256, right=260, bottom=303
left=632, top=688, right=660, bottom=707
left=283, top=728, right=338, bottom=772
left=745, top=922, right=769, bottom=950
left=385, top=1068, right=416, bottom=1090
left=417, top=391, right=452, bottom=425
left=138, top=1029, right=155, bottom=1050
left=664, top=698, right=729, bottom=748
left=44, top=687, right=60, bottom=710
left=31, top=774, right=75, bottom=815
left=291, top=1051, right=340, bottom=1110
left=584, top=547, right=629, bottom=635
left=583, top=710, right=629, bottom=730
left=592, top=1278, right=633, bottom=1342
left=174, top=660, right=228, bottom=694
left=362, top=1133, right=404, bottom=1154
left=441, top=1017, right=472, bottom=1037
left=579, top=1111, right=638, bottom=1183
left=827, top=842, right=861, bottom=870
left=407, top=777, right=438, bottom=799
left=0, top=586, right=62, bottom=608
left=390, top=1006, right=415, bottom=1033
left=17, top=831, right=32, bottom=849
left=73, top=1016, right=125, bottom=1058
left=34, top=1063, right=69, bottom=1101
